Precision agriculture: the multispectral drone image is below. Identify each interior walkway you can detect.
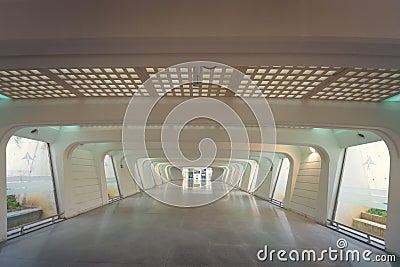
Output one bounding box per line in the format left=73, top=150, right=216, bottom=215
left=0, top=191, right=396, bottom=266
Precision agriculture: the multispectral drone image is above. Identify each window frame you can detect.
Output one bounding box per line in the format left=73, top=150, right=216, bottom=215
left=104, top=154, right=122, bottom=199
left=46, top=142, right=60, bottom=214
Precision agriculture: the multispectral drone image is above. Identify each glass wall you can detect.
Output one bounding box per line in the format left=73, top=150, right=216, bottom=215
left=104, top=154, right=121, bottom=199
left=334, top=141, right=390, bottom=239
left=181, top=167, right=212, bottom=189
left=271, top=158, right=290, bottom=202
left=6, top=136, right=58, bottom=229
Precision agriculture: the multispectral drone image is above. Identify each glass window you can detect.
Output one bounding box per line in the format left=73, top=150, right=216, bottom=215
left=104, top=154, right=121, bottom=199
left=6, top=136, right=58, bottom=229
left=334, top=141, right=390, bottom=239
left=271, top=158, right=290, bottom=202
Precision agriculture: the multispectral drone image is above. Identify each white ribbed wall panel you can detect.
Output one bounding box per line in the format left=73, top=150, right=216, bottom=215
left=70, top=148, right=102, bottom=214
left=289, top=152, right=321, bottom=218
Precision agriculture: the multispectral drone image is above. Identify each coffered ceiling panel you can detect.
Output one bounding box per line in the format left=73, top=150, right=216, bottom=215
left=0, top=66, right=399, bottom=102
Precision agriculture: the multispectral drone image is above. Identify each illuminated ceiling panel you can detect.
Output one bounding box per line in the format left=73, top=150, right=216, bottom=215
left=147, top=66, right=234, bottom=97
left=165, top=83, right=234, bottom=97
left=49, top=68, right=147, bottom=97
left=242, top=66, right=341, bottom=99
left=0, top=66, right=398, bottom=101
left=0, top=69, right=73, bottom=99
left=310, top=68, right=400, bottom=102
left=276, top=125, right=312, bottom=129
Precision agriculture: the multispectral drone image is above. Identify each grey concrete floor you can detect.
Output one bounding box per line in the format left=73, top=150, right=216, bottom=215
left=0, top=191, right=398, bottom=266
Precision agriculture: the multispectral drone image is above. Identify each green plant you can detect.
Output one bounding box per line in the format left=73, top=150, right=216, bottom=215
left=7, top=195, right=22, bottom=211
left=367, top=208, right=387, bottom=217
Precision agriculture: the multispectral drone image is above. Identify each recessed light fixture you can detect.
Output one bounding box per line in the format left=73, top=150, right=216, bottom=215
left=0, top=93, right=11, bottom=99
left=384, top=93, right=400, bottom=102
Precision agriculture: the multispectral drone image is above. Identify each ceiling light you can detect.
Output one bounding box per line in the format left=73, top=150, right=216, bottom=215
left=0, top=93, right=11, bottom=99
left=384, top=93, right=400, bottom=102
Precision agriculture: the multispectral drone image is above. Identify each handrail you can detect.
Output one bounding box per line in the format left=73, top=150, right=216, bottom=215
left=7, top=195, right=125, bottom=240
left=251, top=193, right=284, bottom=208
left=108, top=195, right=123, bottom=203
left=7, top=213, right=64, bottom=239
left=267, top=198, right=284, bottom=208
left=326, top=219, right=385, bottom=250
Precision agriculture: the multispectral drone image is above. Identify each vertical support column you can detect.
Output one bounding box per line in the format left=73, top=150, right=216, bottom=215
left=59, top=145, right=75, bottom=218
left=283, top=149, right=301, bottom=207
left=93, top=151, right=109, bottom=205
left=385, top=133, right=400, bottom=255
left=0, top=127, right=15, bottom=242
left=113, top=153, right=140, bottom=197
left=326, top=148, right=345, bottom=220
left=0, top=143, right=7, bottom=242
left=166, top=165, right=173, bottom=182
left=50, top=141, right=75, bottom=218
left=252, top=156, right=274, bottom=199
left=109, top=153, right=122, bottom=197
left=49, top=143, right=65, bottom=216
left=314, top=149, right=330, bottom=224
left=112, top=154, right=126, bottom=197
left=239, top=163, right=251, bottom=191
left=268, top=157, right=283, bottom=199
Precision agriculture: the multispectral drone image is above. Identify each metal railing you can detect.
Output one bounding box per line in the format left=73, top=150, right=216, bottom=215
left=252, top=194, right=284, bottom=208
left=7, top=213, right=64, bottom=240
left=7, top=195, right=125, bottom=240
left=253, top=193, right=385, bottom=251
left=266, top=198, right=284, bottom=208
left=326, top=219, right=385, bottom=250
left=108, top=195, right=123, bottom=203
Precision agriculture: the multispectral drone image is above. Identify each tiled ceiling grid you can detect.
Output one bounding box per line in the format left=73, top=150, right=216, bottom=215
left=0, top=66, right=399, bottom=101
left=0, top=69, right=74, bottom=98
left=244, top=66, right=341, bottom=99
left=49, top=68, right=148, bottom=97
left=147, top=66, right=234, bottom=97
left=310, top=68, right=400, bottom=101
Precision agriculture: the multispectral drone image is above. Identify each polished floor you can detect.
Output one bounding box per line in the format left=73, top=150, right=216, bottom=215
left=0, top=191, right=397, bottom=266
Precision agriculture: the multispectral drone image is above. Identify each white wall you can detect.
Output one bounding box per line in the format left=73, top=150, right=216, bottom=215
left=67, top=147, right=104, bottom=217
left=287, top=149, right=321, bottom=219
left=110, top=152, right=140, bottom=198
left=251, top=146, right=322, bottom=221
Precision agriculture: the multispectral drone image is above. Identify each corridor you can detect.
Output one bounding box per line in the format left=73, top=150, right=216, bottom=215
left=0, top=191, right=393, bottom=266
